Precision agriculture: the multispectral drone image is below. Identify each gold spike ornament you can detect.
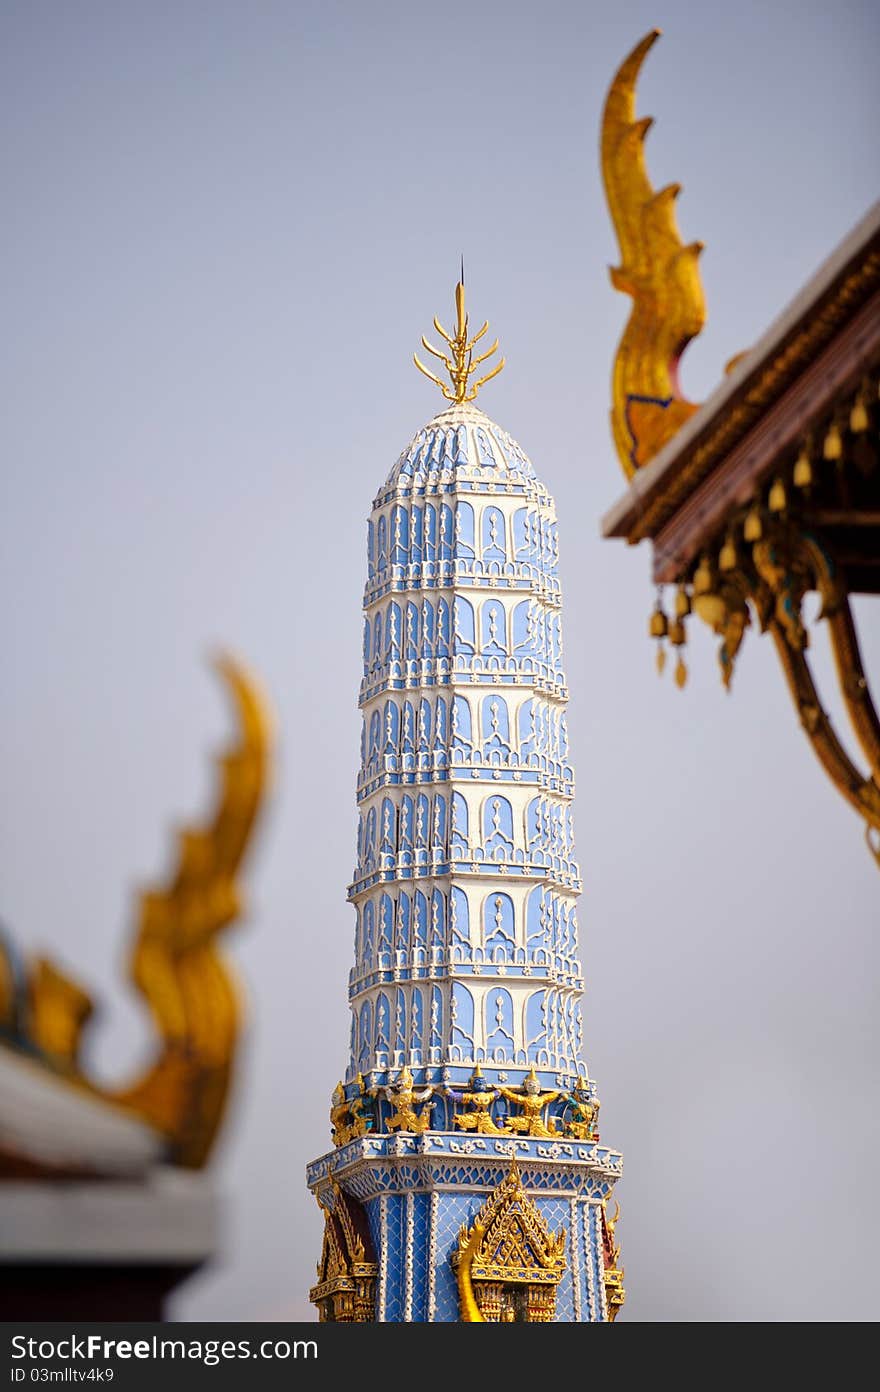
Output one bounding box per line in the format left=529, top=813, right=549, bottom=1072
left=414, top=273, right=505, bottom=404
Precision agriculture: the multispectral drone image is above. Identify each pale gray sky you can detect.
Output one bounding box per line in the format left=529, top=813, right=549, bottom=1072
left=2, top=0, right=878, bottom=1321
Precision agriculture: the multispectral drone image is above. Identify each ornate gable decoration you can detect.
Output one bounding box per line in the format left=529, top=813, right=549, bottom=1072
left=601, top=1200, right=626, bottom=1322
left=452, top=1163, right=567, bottom=1321
left=310, top=1184, right=378, bottom=1323
left=471, top=1165, right=566, bottom=1284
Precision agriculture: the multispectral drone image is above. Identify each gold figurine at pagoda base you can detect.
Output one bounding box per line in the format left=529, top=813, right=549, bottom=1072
left=374, top=1065, right=435, bottom=1134
left=330, top=1077, right=373, bottom=1147
left=497, top=1067, right=563, bottom=1139
left=330, top=1064, right=602, bottom=1142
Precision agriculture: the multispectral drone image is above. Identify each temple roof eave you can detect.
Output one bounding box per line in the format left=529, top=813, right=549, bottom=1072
left=600, top=198, right=880, bottom=552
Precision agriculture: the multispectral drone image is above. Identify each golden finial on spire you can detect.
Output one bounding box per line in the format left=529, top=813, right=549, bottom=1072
left=413, top=264, right=505, bottom=403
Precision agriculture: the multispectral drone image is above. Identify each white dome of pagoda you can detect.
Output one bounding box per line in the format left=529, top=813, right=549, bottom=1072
left=385, top=402, right=538, bottom=489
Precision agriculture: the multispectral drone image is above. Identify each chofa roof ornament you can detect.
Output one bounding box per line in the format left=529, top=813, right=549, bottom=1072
left=3, top=654, right=273, bottom=1169
left=600, top=28, right=707, bottom=478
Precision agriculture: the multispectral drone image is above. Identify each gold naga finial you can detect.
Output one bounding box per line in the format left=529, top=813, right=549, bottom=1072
left=413, top=262, right=505, bottom=404
left=601, top=29, right=707, bottom=478
left=116, top=652, right=273, bottom=1165
left=18, top=653, right=274, bottom=1169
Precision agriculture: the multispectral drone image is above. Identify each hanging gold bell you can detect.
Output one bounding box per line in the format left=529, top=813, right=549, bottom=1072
left=668, top=618, right=686, bottom=646
left=674, top=655, right=688, bottom=689
left=744, top=504, right=763, bottom=542
left=655, top=644, right=667, bottom=676
left=718, top=534, right=739, bottom=572
left=823, top=420, right=843, bottom=461
left=693, top=555, right=714, bottom=596
left=850, top=395, right=869, bottom=434
left=793, top=444, right=813, bottom=489
left=649, top=606, right=668, bottom=639
left=768, top=476, right=787, bottom=513
left=674, top=585, right=691, bottom=618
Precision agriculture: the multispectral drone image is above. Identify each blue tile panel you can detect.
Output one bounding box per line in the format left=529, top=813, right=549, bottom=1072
left=364, top=1186, right=605, bottom=1322
left=309, top=1134, right=621, bottom=1322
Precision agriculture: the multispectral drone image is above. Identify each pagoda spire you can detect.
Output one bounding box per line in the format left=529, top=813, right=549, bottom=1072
left=307, top=329, right=623, bottom=1321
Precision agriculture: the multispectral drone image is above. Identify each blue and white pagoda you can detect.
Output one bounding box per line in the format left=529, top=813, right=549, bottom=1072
left=307, top=279, right=624, bottom=1323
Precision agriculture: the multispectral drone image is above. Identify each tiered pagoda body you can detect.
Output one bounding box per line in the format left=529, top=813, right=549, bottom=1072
left=307, top=282, right=623, bottom=1323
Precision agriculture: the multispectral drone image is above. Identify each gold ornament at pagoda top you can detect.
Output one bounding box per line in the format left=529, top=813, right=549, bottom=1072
left=414, top=269, right=505, bottom=404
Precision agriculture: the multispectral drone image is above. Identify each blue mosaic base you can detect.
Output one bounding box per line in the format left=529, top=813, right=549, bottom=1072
left=361, top=1188, right=605, bottom=1322
left=309, top=1135, right=620, bottom=1322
